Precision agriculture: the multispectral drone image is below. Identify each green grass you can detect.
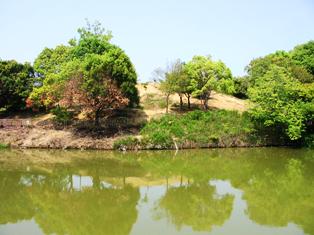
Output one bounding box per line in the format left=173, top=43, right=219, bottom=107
left=0, top=143, right=9, bottom=149
left=114, top=110, right=261, bottom=150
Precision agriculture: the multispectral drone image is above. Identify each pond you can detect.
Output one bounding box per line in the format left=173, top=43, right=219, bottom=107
left=0, top=148, right=313, bottom=235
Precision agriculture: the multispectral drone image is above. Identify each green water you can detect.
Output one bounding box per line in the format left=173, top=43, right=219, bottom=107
left=0, top=148, right=313, bottom=235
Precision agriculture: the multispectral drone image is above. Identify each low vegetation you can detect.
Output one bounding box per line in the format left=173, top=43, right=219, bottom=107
left=0, top=143, right=9, bottom=149
left=114, top=110, right=264, bottom=150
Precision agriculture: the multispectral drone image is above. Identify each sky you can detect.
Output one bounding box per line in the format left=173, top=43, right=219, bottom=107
left=1, top=0, right=314, bottom=81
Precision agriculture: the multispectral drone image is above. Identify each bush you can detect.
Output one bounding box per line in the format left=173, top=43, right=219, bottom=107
left=51, top=106, right=73, bottom=125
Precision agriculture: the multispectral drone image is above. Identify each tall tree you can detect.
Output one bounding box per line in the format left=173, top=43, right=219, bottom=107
left=185, top=56, right=234, bottom=110
left=0, top=60, right=34, bottom=111
left=29, top=21, right=139, bottom=123
left=60, top=55, right=129, bottom=125
left=248, top=65, right=314, bottom=140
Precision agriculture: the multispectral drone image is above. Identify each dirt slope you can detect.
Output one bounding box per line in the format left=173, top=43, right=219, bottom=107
left=137, top=83, right=248, bottom=119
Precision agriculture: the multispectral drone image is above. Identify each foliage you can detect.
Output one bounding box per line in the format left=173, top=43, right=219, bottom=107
left=245, top=42, right=314, bottom=142
left=29, top=21, right=139, bottom=114
left=34, top=45, right=72, bottom=78
left=138, top=110, right=256, bottom=149
left=59, top=55, right=129, bottom=125
left=246, top=50, right=314, bottom=85
left=0, top=60, right=34, bottom=111
left=51, top=106, right=73, bottom=125
left=291, top=40, right=314, bottom=75
left=248, top=65, right=314, bottom=141
left=234, top=76, right=250, bottom=99
left=164, top=60, right=193, bottom=109
left=185, top=56, right=235, bottom=109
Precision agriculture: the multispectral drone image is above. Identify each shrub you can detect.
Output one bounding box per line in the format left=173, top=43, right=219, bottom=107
left=51, top=106, right=73, bottom=125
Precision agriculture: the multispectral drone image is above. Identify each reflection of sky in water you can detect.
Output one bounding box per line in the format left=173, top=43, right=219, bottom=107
left=0, top=219, right=42, bottom=235
left=71, top=175, right=112, bottom=190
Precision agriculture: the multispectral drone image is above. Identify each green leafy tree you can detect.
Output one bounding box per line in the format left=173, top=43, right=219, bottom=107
left=168, top=60, right=193, bottom=110
left=153, top=63, right=179, bottom=113
left=234, top=76, right=250, bottom=99
left=34, top=45, right=72, bottom=78
left=60, top=55, right=129, bottom=125
left=185, top=56, right=234, bottom=109
left=291, top=40, right=314, bottom=75
left=0, top=60, right=34, bottom=111
left=248, top=65, right=314, bottom=140
left=29, top=21, right=139, bottom=118
left=246, top=51, right=314, bottom=86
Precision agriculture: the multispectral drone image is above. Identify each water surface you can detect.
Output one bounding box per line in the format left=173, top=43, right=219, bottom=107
left=0, top=148, right=313, bottom=235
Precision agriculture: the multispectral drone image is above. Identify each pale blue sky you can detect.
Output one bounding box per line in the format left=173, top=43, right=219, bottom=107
left=1, top=0, right=314, bottom=81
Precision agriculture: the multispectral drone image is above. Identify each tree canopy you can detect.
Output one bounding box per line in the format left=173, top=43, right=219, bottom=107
left=29, top=21, right=139, bottom=118
left=0, top=60, right=34, bottom=111
left=185, top=55, right=234, bottom=109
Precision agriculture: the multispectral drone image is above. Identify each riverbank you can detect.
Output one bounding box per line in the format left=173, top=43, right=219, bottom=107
left=0, top=83, right=257, bottom=150
left=0, top=127, right=116, bottom=149
left=0, top=109, right=287, bottom=150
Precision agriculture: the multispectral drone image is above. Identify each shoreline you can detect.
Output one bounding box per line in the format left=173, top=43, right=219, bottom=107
left=0, top=127, right=284, bottom=151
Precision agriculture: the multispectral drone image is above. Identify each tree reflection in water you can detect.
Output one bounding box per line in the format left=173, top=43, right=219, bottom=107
left=155, top=183, right=234, bottom=232
left=0, top=148, right=314, bottom=235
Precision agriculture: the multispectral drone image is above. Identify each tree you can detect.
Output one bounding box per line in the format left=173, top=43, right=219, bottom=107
left=167, top=60, right=193, bottom=110
left=60, top=55, right=129, bottom=125
left=234, top=76, right=250, bottom=99
left=291, top=40, right=314, bottom=76
left=153, top=67, right=176, bottom=114
left=34, top=45, right=72, bottom=78
left=248, top=65, right=314, bottom=140
left=153, top=60, right=188, bottom=113
left=246, top=51, right=314, bottom=86
left=0, top=60, right=34, bottom=111
left=185, top=56, right=234, bottom=110
left=29, top=21, right=139, bottom=122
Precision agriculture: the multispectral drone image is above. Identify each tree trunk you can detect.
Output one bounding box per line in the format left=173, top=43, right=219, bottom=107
left=95, top=109, right=101, bottom=126
left=179, top=94, right=183, bottom=110
left=204, top=96, right=209, bottom=110
left=203, top=91, right=211, bottom=110
left=187, top=94, right=191, bottom=109
left=166, top=94, right=170, bottom=114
